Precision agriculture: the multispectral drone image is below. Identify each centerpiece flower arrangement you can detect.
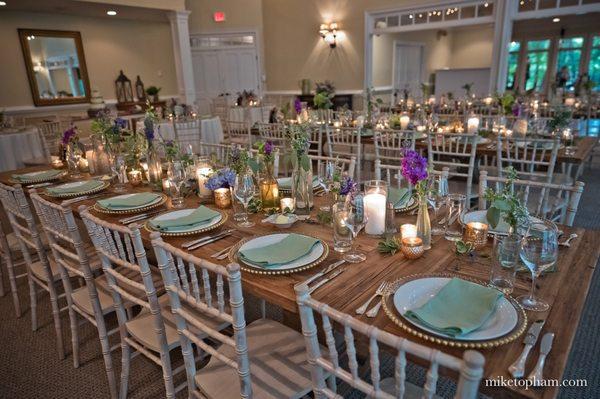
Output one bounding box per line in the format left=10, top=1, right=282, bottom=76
left=61, top=125, right=85, bottom=177
left=143, top=102, right=162, bottom=188
left=251, top=140, right=279, bottom=212
left=287, top=123, right=314, bottom=215
left=484, top=166, right=530, bottom=235
left=401, top=149, right=432, bottom=249
left=388, top=114, right=403, bottom=130
left=236, top=90, right=258, bottom=107
left=313, top=80, right=335, bottom=110
left=205, top=167, right=236, bottom=209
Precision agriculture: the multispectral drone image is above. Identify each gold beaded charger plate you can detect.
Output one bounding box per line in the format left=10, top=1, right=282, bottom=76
left=93, top=193, right=167, bottom=215
left=9, top=169, right=67, bottom=185
left=44, top=180, right=110, bottom=199
left=144, top=208, right=227, bottom=237
left=381, top=273, right=527, bottom=349
left=228, top=233, right=329, bottom=275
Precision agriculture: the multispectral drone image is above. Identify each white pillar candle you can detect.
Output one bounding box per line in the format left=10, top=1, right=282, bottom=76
left=401, top=223, right=417, bottom=239
left=467, top=116, right=480, bottom=134
left=484, top=97, right=493, bottom=106
left=280, top=197, right=295, bottom=213
left=428, top=96, right=436, bottom=105
left=400, top=114, right=410, bottom=130
left=513, top=119, right=528, bottom=136
left=85, top=150, right=95, bottom=174
left=564, top=97, right=575, bottom=106
left=364, top=192, right=386, bottom=235
left=196, top=167, right=213, bottom=198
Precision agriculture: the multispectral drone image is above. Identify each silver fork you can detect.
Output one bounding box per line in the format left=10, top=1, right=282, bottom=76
left=355, top=282, right=387, bottom=315
left=366, top=282, right=389, bottom=318
left=211, top=245, right=234, bottom=258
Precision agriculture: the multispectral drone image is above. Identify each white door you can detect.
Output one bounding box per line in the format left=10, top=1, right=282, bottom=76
left=193, top=50, right=222, bottom=113
left=393, top=42, right=424, bottom=98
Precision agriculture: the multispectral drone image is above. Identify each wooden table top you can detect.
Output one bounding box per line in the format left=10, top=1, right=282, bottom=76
left=2, top=166, right=598, bottom=399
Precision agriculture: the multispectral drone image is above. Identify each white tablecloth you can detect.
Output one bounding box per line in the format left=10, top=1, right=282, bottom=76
left=228, top=106, right=271, bottom=125
left=157, top=117, right=224, bottom=146
left=0, top=127, right=45, bottom=172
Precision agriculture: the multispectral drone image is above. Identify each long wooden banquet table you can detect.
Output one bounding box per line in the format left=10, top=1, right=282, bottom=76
left=1, top=166, right=598, bottom=399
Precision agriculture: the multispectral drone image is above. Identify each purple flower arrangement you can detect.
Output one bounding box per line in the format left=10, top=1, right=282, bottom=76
left=339, top=176, right=357, bottom=196
left=61, top=126, right=78, bottom=145
left=294, top=98, right=302, bottom=115
left=401, top=149, right=428, bottom=186
left=205, top=168, right=236, bottom=190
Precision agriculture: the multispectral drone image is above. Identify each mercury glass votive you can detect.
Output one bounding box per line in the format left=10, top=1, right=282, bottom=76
left=463, top=222, right=489, bottom=249
left=401, top=237, right=425, bottom=259
left=214, top=187, right=232, bottom=209
left=127, top=169, right=143, bottom=186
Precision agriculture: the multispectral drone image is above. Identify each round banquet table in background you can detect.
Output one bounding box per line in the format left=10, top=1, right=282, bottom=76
left=157, top=117, right=224, bottom=146
left=228, top=106, right=271, bottom=125
left=0, top=127, right=45, bottom=172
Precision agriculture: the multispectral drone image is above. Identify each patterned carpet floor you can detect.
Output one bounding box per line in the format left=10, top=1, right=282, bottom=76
left=1, top=161, right=599, bottom=398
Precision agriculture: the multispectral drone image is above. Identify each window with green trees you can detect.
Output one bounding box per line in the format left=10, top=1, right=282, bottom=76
left=589, top=36, right=600, bottom=91
left=506, top=41, right=520, bottom=90
left=557, top=37, right=583, bottom=91
left=525, top=39, right=550, bottom=92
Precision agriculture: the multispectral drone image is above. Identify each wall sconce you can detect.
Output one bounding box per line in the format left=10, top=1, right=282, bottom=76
left=319, top=22, right=338, bottom=48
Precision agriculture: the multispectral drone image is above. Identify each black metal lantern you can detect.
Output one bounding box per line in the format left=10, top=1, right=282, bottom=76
left=135, top=75, right=146, bottom=102
left=115, top=70, right=133, bottom=103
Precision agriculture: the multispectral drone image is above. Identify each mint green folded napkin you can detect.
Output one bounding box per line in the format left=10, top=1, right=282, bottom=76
left=388, top=187, right=411, bottom=208
left=239, top=233, right=320, bottom=267
left=12, top=169, right=62, bottom=182
left=404, top=278, right=502, bottom=337
left=277, top=176, right=320, bottom=190
left=149, top=206, right=220, bottom=232
left=98, top=193, right=161, bottom=209
left=47, top=180, right=104, bottom=195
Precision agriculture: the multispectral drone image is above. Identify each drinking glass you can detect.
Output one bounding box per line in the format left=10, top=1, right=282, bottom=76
left=444, top=194, right=466, bottom=241
left=233, top=173, right=255, bottom=228
left=489, top=235, right=521, bottom=294
left=428, top=175, right=449, bottom=235
left=318, top=160, right=339, bottom=212
left=110, top=153, right=127, bottom=193
left=518, top=220, right=559, bottom=311
left=332, top=202, right=352, bottom=253
left=342, top=197, right=368, bottom=263
left=167, top=161, right=187, bottom=208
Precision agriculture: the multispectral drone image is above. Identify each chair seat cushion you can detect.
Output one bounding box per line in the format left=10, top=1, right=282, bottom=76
left=194, top=318, right=313, bottom=399
left=71, top=275, right=115, bottom=316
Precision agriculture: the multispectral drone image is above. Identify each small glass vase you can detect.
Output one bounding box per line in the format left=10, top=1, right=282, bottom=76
left=291, top=165, right=314, bottom=216
left=89, top=136, right=112, bottom=176
left=259, top=162, right=280, bottom=212
left=66, top=142, right=83, bottom=178
left=146, top=144, right=163, bottom=191
left=416, top=194, right=432, bottom=250
left=110, top=152, right=128, bottom=193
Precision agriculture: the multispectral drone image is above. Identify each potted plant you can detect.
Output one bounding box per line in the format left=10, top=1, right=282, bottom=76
left=146, top=86, right=161, bottom=103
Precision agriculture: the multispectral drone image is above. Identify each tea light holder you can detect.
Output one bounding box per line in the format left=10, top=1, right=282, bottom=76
left=214, top=187, right=232, bottom=209
left=161, top=178, right=171, bottom=193
left=463, top=222, right=489, bottom=249
left=399, top=113, right=410, bottom=130
left=400, top=223, right=417, bottom=239
left=51, top=156, right=64, bottom=169
left=127, top=169, right=143, bottom=186
left=280, top=197, right=295, bottom=213
left=196, top=166, right=214, bottom=198
left=364, top=180, right=388, bottom=236
left=401, top=237, right=425, bottom=259
left=467, top=114, right=480, bottom=134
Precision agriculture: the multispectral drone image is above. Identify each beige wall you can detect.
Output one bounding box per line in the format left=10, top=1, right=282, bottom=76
left=186, top=0, right=263, bottom=34
left=0, top=10, right=178, bottom=108
left=449, top=24, right=494, bottom=69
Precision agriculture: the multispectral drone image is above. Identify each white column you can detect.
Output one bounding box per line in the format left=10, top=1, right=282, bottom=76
left=489, top=0, right=515, bottom=94
left=168, top=10, right=196, bottom=104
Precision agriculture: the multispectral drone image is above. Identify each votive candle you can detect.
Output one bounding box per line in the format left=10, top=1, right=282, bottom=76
left=280, top=197, right=295, bottom=213
left=463, top=222, right=489, bottom=249
left=401, top=237, right=425, bottom=259
left=401, top=223, right=417, bottom=239
left=214, top=187, right=232, bottom=209
left=196, top=167, right=213, bottom=198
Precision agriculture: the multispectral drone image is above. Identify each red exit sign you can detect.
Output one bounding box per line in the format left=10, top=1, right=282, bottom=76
left=213, top=11, right=226, bottom=22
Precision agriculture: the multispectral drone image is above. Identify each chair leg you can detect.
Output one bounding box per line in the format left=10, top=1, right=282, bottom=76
left=29, top=277, right=38, bottom=331
left=159, top=347, right=176, bottom=399
left=46, top=279, right=65, bottom=360
left=96, top=314, right=118, bottom=399
left=4, top=253, right=21, bottom=317
left=0, top=254, right=5, bottom=298
left=68, top=307, right=80, bottom=368
left=119, top=341, right=131, bottom=399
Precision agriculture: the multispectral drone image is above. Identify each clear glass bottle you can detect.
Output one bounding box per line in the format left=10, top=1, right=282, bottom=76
left=292, top=165, right=314, bottom=216
left=259, top=162, right=280, bottom=212
left=416, top=193, right=431, bottom=250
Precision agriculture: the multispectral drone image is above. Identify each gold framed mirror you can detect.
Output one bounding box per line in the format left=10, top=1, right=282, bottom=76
left=18, top=29, right=91, bottom=107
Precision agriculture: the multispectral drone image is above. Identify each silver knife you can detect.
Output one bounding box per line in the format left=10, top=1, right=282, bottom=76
left=302, top=260, right=345, bottom=286
left=120, top=209, right=165, bottom=224
left=308, top=268, right=345, bottom=294
left=528, top=332, right=554, bottom=384
left=508, top=319, right=545, bottom=378
left=182, top=229, right=234, bottom=248
left=188, top=232, right=232, bottom=250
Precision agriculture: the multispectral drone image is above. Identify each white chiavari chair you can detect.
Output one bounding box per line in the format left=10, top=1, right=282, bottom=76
left=325, top=126, right=363, bottom=183
left=38, top=120, right=62, bottom=156
left=0, top=221, right=30, bottom=317
left=211, top=97, right=229, bottom=123
left=173, top=119, right=202, bottom=153
left=81, top=209, right=206, bottom=399
left=496, top=135, right=562, bottom=184
left=479, top=171, right=585, bottom=226
left=311, top=155, right=356, bottom=181
left=295, top=283, right=485, bottom=399
left=29, top=192, right=119, bottom=398
left=198, top=142, right=233, bottom=168
left=308, top=125, right=324, bottom=156
left=0, top=183, right=65, bottom=359
left=427, top=132, right=478, bottom=207
left=150, top=233, right=315, bottom=398
left=223, top=120, right=252, bottom=147
left=374, top=129, right=416, bottom=165
left=257, top=122, right=287, bottom=150
left=375, top=160, right=449, bottom=192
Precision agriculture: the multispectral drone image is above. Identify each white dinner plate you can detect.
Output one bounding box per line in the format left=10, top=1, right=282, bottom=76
left=393, top=277, right=518, bottom=341
left=237, top=233, right=324, bottom=271
left=277, top=177, right=321, bottom=191
left=460, top=210, right=543, bottom=236
left=96, top=193, right=163, bottom=211
left=149, top=208, right=222, bottom=233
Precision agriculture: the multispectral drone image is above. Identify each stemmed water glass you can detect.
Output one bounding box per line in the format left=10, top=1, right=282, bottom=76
left=342, top=197, right=368, bottom=263
left=518, top=220, right=559, bottom=311
left=233, top=172, right=255, bottom=228
left=167, top=161, right=187, bottom=208
left=428, top=174, right=449, bottom=235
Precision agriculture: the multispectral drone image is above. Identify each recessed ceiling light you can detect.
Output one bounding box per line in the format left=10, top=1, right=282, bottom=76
left=553, top=17, right=560, bottom=22
left=106, top=10, right=117, bottom=16
left=0, top=1, right=7, bottom=6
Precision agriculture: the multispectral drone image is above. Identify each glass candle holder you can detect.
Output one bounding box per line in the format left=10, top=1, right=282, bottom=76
left=280, top=197, right=295, bottom=213
left=364, top=180, right=388, bottom=236
left=401, top=237, right=425, bottom=259
left=400, top=223, right=417, bottom=239
left=463, top=222, right=489, bottom=249
left=127, top=169, right=143, bottom=186
left=214, top=187, right=232, bottom=209
left=196, top=162, right=214, bottom=199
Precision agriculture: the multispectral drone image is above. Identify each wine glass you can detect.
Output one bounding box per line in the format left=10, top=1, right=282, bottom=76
left=233, top=173, right=255, bottom=228
left=518, top=220, right=558, bottom=311
left=167, top=161, right=187, bottom=208
left=428, top=174, right=449, bottom=235
left=342, top=198, right=368, bottom=263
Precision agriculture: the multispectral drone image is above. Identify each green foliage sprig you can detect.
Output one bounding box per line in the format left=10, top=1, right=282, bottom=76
left=377, top=236, right=401, bottom=255
left=454, top=240, right=474, bottom=256
left=548, top=106, right=572, bottom=132
left=286, top=123, right=311, bottom=172
left=484, top=166, right=530, bottom=230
